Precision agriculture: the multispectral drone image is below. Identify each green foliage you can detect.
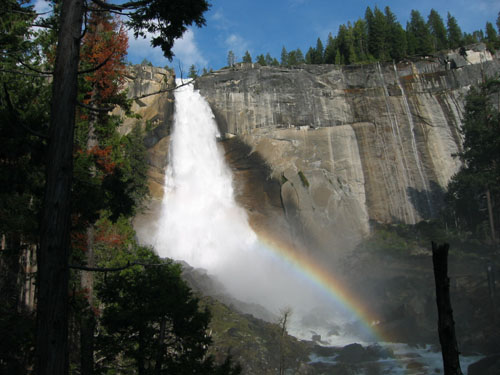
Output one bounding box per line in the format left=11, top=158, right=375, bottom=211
left=485, top=21, right=499, bottom=51
left=242, top=50, right=252, bottom=63
left=188, top=64, right=198, bottom=79
left=447, top=12, right=463, bottom=49
left=280, top=46, right=288, bottom=66
left=445, top=79, right=500, bottom=239
left=406, top=10, right=433, bottom=55
left=256, top=54, right=266, bottom=65
left=298, top=171, right=309, bottom=188
left=93, top=235, right=241, bottom=374
left=126, top=0, right=210, bottom=60
left=428, top=9, right=448, bottom=51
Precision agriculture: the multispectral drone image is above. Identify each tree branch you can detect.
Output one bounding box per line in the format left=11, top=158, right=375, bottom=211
left=69, top=261, right=173, bottom=272
left=77, top=101, right=115, bottom=113
left=17, top=59, right=53, bottom=75
left=130, top=79, right=194, bottom=100
left=0, top=68, right=51, bottom=78
left=78, top=52, right=113, bottom=75
left=2, top=84, right=49, bottom=140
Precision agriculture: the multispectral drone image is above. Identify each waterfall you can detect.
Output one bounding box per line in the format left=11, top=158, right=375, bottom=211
left=152, top=81, right=362, bottom=343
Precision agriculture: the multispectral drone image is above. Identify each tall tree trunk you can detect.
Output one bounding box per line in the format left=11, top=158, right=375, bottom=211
left=432, top=242, right=463, bottom=375
left=35, top=0, right=84, bottom=374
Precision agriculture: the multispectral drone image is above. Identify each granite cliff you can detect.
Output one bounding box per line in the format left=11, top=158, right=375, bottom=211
left=194, top=44, right=500, bottom=252
left=129, top=44, right=499, bottom=255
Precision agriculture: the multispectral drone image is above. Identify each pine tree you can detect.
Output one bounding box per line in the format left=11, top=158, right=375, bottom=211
left=385, top=7, right=406, bottom=60
left=407, top=10, right=433, bottom=55
left=265, top=53, right=273, bottom=66
left=188, top=64, right=198, bottom=78
left=305, top=46, right=315, bottom=64
left=485, top=22, right=499, bottom=51
left=324, top=33, right=337, bottom=64
left=34, top=0, right=211, bottom=373
left=295, top=48, right=305, bottom=64
left=447, top=12, right=463, bottom=49
left=256, top=54, right=266, bottom=65
left=280, top=46, right=289, bottom=66
left=242, top=50, right=252, bottom=63
left=314, top=37, right=324, bottom=63
left=367, top=6, right=389, bottom=60
left=352, top=19, right=369, bottom=62
left=446, top=80, right=500, bottom=239
left=427, top=9, right=448, bottom=51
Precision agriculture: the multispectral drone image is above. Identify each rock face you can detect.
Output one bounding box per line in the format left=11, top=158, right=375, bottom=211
left=195, top=44, right=500, bottom=251
left=114, top=64, right=175, bottom=199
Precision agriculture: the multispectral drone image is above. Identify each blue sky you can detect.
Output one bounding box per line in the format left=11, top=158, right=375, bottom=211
left=34, top=0, right=500, bottom=75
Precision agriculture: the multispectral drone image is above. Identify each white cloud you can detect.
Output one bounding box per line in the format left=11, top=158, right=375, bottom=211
left=224, top=34, right=249, bottom=60
left=33, top=0, right=52, bottom=20
left=172, top=29, right=207, bottom=69
left=126, top=29, right=170, bottom=67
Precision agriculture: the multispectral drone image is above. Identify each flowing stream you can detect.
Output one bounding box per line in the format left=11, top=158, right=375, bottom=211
left=149, top=80, right=479, bottom=374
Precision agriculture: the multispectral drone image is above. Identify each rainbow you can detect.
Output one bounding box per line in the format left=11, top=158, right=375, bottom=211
left=254, top=229, right=387, bottom=343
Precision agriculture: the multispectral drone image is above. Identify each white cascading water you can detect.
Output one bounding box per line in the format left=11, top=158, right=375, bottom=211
left=153, top=80, right=352, bottom=330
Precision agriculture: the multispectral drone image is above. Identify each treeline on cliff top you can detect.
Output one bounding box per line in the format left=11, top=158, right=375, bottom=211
left=224, top=6, right=500, bottom=69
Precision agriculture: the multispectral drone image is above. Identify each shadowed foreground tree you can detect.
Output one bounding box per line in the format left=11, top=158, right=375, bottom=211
left=445, top=79, right=500, bottom=242
left=36, top=0, right=210, bottom=374
left=432, top=242, right=463, bottom=375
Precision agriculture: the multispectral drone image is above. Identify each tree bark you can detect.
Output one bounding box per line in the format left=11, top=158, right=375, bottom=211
left=35, top=0, right=84, bottom=374
left=432, top=242, right=463, bottom=375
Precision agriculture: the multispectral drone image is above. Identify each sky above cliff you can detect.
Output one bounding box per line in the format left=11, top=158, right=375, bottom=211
left=34, top=0, right=500, bottom=75
left=125, top=0, right=499, bottom=74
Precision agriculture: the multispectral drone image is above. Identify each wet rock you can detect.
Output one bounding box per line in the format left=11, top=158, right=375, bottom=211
left=468, top=354, right=500, bottom=375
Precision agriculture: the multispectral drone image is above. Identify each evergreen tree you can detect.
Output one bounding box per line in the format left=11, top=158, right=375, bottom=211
left=352, top=19, right=369, bottom=62
left=446, top=80, right=500, bottom=240
left=497, top=12, right=500, bottom=34
left=295, top=48, right=305, bottom=64
left=188, top=64, right=198, bottom=79
left=427, top=9, right=448, bottom=51
left=31, top=0, right=211, bottom=373
left=384, top=7, right=406, bottom=60
left=337, top=24, right=357, bottom=64
left=367, top=6, right=389, bottom=60
left=314, top=37, right=324, bottom=63
left=447, top=12, right=463, bottom=49
left=485, top=22, right=499, bottom=51
left=280, top=46, right=289, bottom=66
left=265, top=52, right=273, bottom=66
left=324, top=33, right=337, bottom=64
left=256, top=54, right=266, bottom=65
left=242, top=50, right=252, bottom=63
left=305, top=46, right=315, bottom=64
left=406, top=10, right=433, bottom=55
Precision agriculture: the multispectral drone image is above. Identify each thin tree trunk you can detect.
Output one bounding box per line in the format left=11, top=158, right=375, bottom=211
left=432, top=242, right=463, bottom=375
left=486, top=189, right=496, bottom=244
left=36, top=0, right=84, bottom=374
left=80, top=227, right=95, bottom=375
left=154, top=318, right=167, bottom=375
